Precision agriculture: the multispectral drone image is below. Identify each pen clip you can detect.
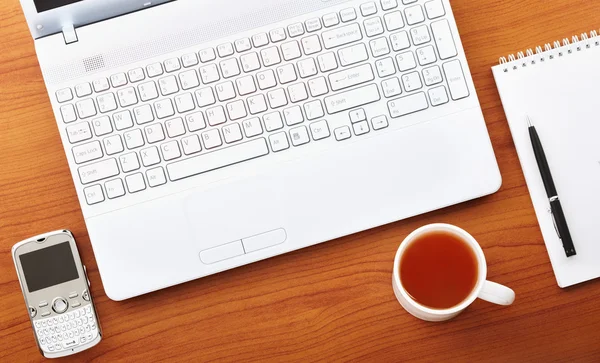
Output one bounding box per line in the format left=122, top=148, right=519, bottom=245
left=549, top=209, right=562, bottom=239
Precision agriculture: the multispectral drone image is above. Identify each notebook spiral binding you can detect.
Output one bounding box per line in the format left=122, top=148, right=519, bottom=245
left=499, top=29, right=600, bottom=72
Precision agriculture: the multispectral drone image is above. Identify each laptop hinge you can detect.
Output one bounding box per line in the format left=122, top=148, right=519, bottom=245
left=62, top=24, right=78, bottom=45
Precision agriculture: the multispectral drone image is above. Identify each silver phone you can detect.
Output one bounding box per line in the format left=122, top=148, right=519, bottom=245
left=12, top=230, right=102, bottom=358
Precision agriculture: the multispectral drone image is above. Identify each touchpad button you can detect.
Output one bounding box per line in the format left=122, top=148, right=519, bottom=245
left=242, top=229, right=287, bottom=253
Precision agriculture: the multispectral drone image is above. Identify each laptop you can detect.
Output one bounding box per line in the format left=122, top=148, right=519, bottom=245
left=20, top=0, right=501, bottom=300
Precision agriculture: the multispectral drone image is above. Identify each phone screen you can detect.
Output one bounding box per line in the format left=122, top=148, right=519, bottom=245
left=19, top=242, right=79, bottom=293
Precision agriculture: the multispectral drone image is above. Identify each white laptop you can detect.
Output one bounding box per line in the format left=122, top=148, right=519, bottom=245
left=20, top=0, right=501, bottom=300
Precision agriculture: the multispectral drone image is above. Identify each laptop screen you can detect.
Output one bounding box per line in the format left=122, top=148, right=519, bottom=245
left=34, top=0, right=83, bottom=13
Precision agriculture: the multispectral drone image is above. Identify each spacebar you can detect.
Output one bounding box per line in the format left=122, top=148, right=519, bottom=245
left=167, top=138, right=269, bottom=181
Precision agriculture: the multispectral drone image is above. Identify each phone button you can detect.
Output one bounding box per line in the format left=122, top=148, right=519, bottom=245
left=82, top=290, right=90, bottom=302
left=39, top=300, right=48, bottom=308
left=29, top=306, right=37, bottom=318
left=52, top=297, right=69, bottom=314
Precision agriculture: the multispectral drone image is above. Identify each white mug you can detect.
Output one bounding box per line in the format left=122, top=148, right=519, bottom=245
left=392, top=224, right=515, bottom=322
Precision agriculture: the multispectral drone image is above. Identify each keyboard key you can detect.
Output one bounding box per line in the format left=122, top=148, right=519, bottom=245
left=181, top=135, right=202, bottom=155
left=443, top=60, right=469, bottom=100
left=298, top=58, right=318, bottom=78
left=128, top=68, right=145, bottom=83
left=125, top=173, right=146, bottom=193
left=350, top=109, right=367, bottom=123
left=199, top=48, right=216, bottom=63
left=160, top=141, right=181, bottom=161
left=405, top=5, right=425, bottom=25
left=428, top=85, right=449, bottom=106
left=361, top=2, right=378, bottom=16
left=145, top=123, right=166, bottom=144
left=154, top=99, right=175, bottom=119
left=105, top=179, right=125, bottom=199
left=141, top=146, right=161, bottom=166
left=390, top=31, right=411, bottom=51
left=66, top=122, right=92, bottom=143
left=201, top=129, right=222, bottom=150
left=185, top=112, right=207, bottom=132
left=324, top=83, right=380, bottom=114
left=396, top=51, right=417, bottom=71
left=165, top=117, right=186, bottom=138
left=119, top=152, right=140, bottom=172
left=317, top=52, right=338, bottom=72
left=110, top=73, right=127, bottom=87
left=322, top=23, right=362, bottom=49
left=402, top=71, right=423, bottom=91
left=301, top=35, right=322, bottom=55
left=174, top=93, right=195, bottom=113
left=364, top=17, right=385, bottom=37
left=423, top=65, right=443, bottom=85
left=216, top=81, right=236, bottom=102
left=138, top=81, right=159, bottom=102
left=84, top=185, right=104, bottom=205
left=263, top=112, right=284, bottom=132
left=381, top=0, right=398, bottom=10
left=60, top=104, right=77, bottom=123
left=117, top=87, right=138, bottom=107
left=431, top=20, right=458, bottom=59
left=220, top=58, right=241, bottom=78
left=93, top=78, right=110, bottom=93
left=76, top=99, right=97, bottom=119
left=288, top=82, right=309, bottom=103
left=247, top=94, right=268, bottom=114
left=158, top=76, right=179, bottom=96
left=124, top=129, right=145, bottom=149
left=235, top=38, right=252, bottom=53
left=269, top=28, right=287, bottom=43
left=288, top=23, right=305, bottom=38
left=281, top=41, right=302, bottom=61
left=267, top=88, right=288, bottom=108
left=206, top=106, right=227, bottom=126
left=335, top=126, right=352, bottom=141
left=372, top=115, right=389, bottom=130
left=269, top=132, right=289, bottom=152
left=425, top=0, right=446, bottom=19
left=199, top=64, right=220, bottom=84
left=226, top=100, right=247, bottom=121
left=388, top=91, right=428, bottom=118
left=164, top=58, right=181, bottom=73
left=72, top=141, right=103, bottom=164
left=181, top=53, right=199, bottom=68
left=257, top=69, right=277, bottom=90
left=241, top=117, right=263, bottom=137
left=195, top=87, right=216, bottom=107
left=353, top=121, right=370, bottom=135
left=309, top=120, right=330, bottom=140
left=103, top=135, right=124, bottom=155
left=338, top=43, right=369, bottom=67
left=95, top=93, right=117, bottom=114
left=340, top=8, right=357, bottom=23
left=252, top=33, right=269, bottom=48
left=283, top=105, right=304, bottom=126
left=134, top=104, right=154, bottom=124
left=417, top=45, right=437, bottom=65
left=179, top=70, right=200, bottom=90
left=260, top=47, right=281, bottom=67
left=411, top=25, right=431, bottom=46
left=376, top=57, right=396, bottom=78
left=370, top=37, right=391, bottom=57
left=75, top=83, right=92, bottom=98
left=276, top=64, right=297, bottom=84
left=78, top=158, right=119, bottom=184
left=329, top=63, right=375, bottom=91
left=146, top=63, right=164, bottom=78
left=147, top=167, right=167, bottom=187
left=113, top=110, right=133, bottom=130
left=322, top=13, right=340, bottom=28
left=308, top=77, right=329, bottom=97
left=305, top=18, right=322, bottom=33
left=92, top=116, right=113, bottom=136
left=382, top=77, right=402, bottom=98
left=223, top=123, right=243, bottom=143
left=304, top=100, right=325, bottom=120
left=289, top=126, right=310, bottom=146
left=384, top=11, right=405, bottom=31
left=240, top=52, right=261, bottom=73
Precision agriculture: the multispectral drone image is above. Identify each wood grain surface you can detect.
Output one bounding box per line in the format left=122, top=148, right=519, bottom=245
left=1, top=1, right=599, bottom=361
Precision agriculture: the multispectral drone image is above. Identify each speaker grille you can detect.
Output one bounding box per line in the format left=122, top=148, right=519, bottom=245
left=83, top=55, right=105, bottom=72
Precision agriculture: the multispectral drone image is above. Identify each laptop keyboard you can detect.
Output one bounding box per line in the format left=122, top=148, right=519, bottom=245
left=55, top=0, right=470, bottom=205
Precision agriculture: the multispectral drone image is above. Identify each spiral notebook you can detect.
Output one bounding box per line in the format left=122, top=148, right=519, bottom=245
left=492, top=30, right=600, bottom=288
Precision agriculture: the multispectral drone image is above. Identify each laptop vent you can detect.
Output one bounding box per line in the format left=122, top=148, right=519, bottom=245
left=83, top=55, right=105, bottom=72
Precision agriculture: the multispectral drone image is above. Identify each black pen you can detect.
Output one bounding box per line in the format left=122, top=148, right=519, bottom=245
left=527, top=116, right=576, bottom=257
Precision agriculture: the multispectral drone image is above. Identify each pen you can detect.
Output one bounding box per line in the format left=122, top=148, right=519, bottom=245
left=527, top=116, right=576, bottom=257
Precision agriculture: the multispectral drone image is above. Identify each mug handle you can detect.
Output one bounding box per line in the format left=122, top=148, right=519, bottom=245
left=478, top=281, right=515, bottom=306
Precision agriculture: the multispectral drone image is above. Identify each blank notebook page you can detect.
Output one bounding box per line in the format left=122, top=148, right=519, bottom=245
left=492, top=36, right=600, bottom=287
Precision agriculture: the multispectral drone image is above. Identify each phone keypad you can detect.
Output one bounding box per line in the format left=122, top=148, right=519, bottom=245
left=34, top=305, right=98, bottom=353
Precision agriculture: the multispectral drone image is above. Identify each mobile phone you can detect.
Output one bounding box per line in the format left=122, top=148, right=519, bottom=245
left=12, top=230, right=102, bottom=358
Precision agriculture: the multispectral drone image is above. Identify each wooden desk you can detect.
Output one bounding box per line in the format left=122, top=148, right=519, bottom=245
left=1, top=1, right=599, bottom=361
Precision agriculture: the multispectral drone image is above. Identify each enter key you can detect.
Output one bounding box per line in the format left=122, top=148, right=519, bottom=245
left=328, top=64, right=375, bottom=92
